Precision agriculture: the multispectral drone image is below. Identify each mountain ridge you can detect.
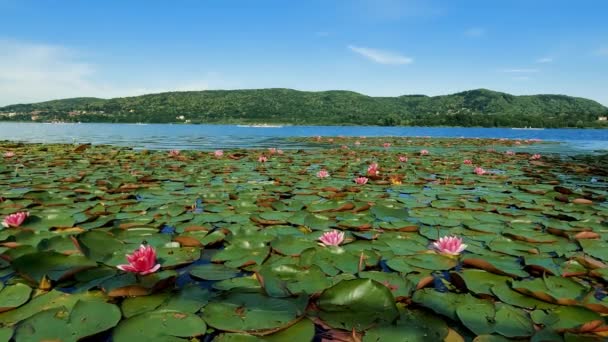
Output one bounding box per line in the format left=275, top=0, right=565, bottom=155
left=1, top=88, right=607, bottom=128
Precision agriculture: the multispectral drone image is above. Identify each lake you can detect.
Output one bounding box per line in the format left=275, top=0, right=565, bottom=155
left=0, top=122, right=606, bottom=153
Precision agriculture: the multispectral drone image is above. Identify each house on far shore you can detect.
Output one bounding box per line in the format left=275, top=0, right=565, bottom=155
left=598, top=116, right=607, bottom=121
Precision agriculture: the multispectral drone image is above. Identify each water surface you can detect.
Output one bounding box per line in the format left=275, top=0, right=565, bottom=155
left=0, top=123, right=606, bottom=153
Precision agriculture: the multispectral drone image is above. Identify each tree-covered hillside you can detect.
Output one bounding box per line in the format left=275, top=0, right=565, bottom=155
left=1, top=88, right=607, bottom=127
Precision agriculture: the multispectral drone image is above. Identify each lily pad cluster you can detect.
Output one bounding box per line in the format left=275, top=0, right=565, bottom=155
left=0, top=136, right=607, bottom=341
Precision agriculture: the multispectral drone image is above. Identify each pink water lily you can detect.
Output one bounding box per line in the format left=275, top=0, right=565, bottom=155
left=317, top=169, right=330, bottom=178
left=420, top=149, right=429, bottom=155
left=3, top=151, right=15, bottom=158
left=258, top=155, right=268, bottom=163
left=383, top=142, right=391, bottom=148
left=354, top=141, right=361, bottom=146
left=354, top=176, right=369, bottom=185
left=474, top=166, right=487, bottom=175
left=268, top=148, right=277, bottom=154
left=463, top=159, right=473, bottom=165
left=214, top=150, right=224, bottom=157
left=117, top=244, right=161, bottom=275
left=398, top=155, right=408, bottom=162
left=505, top=150, right=515, bottom=156
left=319, top=230, right=345, bottom=246
left=341, top=145, right=349, bottom=149
left=530, top=153, right=541, bottom=160
left=367, top=163, right=379, bottom=176
left=277, top=149, right=284, bottom=155
left=432, top=236, right=467, bottom=256
left=168, top=150, right=180, bottom=157
left=327, top=138, right=334, bottom=143
left=2, top=211, right=29, bottom=228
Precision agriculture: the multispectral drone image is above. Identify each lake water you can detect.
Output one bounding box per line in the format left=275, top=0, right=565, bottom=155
left=0, top=122, right=606, bottom=154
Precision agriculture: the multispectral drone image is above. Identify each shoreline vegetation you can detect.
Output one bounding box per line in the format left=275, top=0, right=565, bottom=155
left=0, top=137, right=607, bottom=341
left=1, top=88, right=607, bottom=128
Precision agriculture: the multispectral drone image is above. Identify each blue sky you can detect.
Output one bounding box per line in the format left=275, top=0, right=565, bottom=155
left=0, top=0, right=607, bottom=105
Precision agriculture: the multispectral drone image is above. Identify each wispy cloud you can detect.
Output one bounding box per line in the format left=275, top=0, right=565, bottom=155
left=536, top=57, right=553, bottom=63
left=596, top=47, right=608, bottom=56
left=0, top=40, right=216, bottom=105
left=348, top=45, right=413, bottom=65
left=464, top=27, right=485, bottom=38
left=500, top=68, right=540, bottom=73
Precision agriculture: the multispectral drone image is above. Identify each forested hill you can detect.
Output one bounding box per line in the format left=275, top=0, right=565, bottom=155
left=1, top=88, right=607, bottom=127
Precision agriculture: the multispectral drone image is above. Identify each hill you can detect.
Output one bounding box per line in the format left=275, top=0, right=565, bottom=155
left=1, top=88, right=607, bottom=127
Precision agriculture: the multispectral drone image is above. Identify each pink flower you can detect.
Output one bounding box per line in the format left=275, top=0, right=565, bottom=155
left=214, top=150, right=224, bottom=157
left=474, top=167, right=486, bottom=175
left=319, top=230, right=345, bottom=246
left=463, top=159, right=473, bottom=165
left=354, top=176, right=369, bottom=185
left=117, top=244, right=161, bottom=275
left=327, top=138, right=334, bottom=143
left=268, top=148, right=277, bottom=154
left=277, top=149, right=284, bottom=155
left=258, top=155, right=268, bottom=163
left=2, top=211, right=29, bottom=228
left=168, top=150, right=180, bottom=157
left=432, top=236, right=467, bottom=256
left=367, top=163, right=379, bottom=176
left=383, top=142, right=391, bottom=148
left=398, top=155, right=408, bottom=163
left=3, top=151, right=15, bottom=158
left=317, top=169, right=330, bottom=178
left=530, top=154, right=541, bottom=160
left=354, top=141, right=361, bottom=146
left=420, top=149, right=429, bottom=156
left=505, top=150, right=515, bottom=156
left=487, top=148, right=496, bottom=153
left=341, top=145, right=349, bottom=149
left=514, top=141, right=521, bottom=145
left=315, top=136, right=322, bottom=141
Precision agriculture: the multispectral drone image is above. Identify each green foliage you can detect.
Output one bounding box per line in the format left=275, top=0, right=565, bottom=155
left=1, top=88, right=607, bottom=127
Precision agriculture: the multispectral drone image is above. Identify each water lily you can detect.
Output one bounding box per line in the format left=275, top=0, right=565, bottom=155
left=319, top=230, right=344, bottom=246
left=168, top=150, right=180, bottom=157
left=367, top=162, right=379, bottom=176
left=463, top=159, right=473, bottom=165
left=514, top=141, right=522, bottom=145
left=268, top=148, right=277, bottom=154
left=3, top=151, right=15, bottom=158
left=420, top=149, right=429, bottom=155
left=383, top=142, right=391, bottom=148
left=317, top=169, right=330, bottom=178
left=474, top=166, right=487, bottom=175
left=2, top=211, right=29, bottom=228
left=327, top=138, right=334, bottom=143
left=354, top=176, right=369, bottom=185
left=277, top=149, right=284, bottom=155
left=341, top=145, right=349, bottom=149
left=530, top=153, right=541, bottom=160
left=432, top=236, right=467, bottom=256
left=398, top=155, right=408, bottom=162
left=258, top=155, right=268, bottom=163
left=117, top=244, right=161, bottom=275
left=214, top=150, right=224, bottom=157
left=354, top=141, right=361, bottom=146
left=505, top=150, right=515, bottom=155
left=315, top=136, right=322, bottom=141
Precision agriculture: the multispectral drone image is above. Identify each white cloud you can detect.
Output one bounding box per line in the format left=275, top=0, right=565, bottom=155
left=464, top=27, right=485, bottom=38
left=500, top=68, right=540, bottom=73
left=536, top=57, right=553, bottom=63
left=0, top=40, right=213, bottom=105
left=596, top=47, right=608, bottom=56
left=348, top=45, right=413, bottom=65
